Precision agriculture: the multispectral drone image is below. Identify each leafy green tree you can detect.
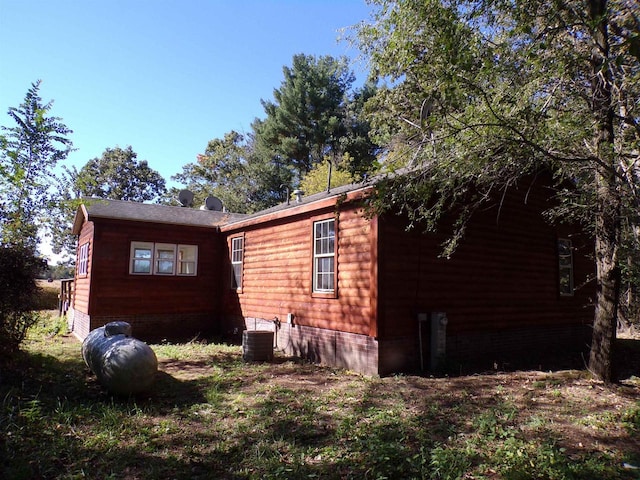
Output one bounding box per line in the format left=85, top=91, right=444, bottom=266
left=74, top=146, right=166, bottom=202
left=298, top=157, right=355, bottom=196
left=168, top=131, right=291, bottom=214
left=0, top=80, right=73, bottom=251
left=48, top=170, right=83, bottom=260
left=48, top=147, right=166, bottom=259
left=357, top=0, right=639, bottom=381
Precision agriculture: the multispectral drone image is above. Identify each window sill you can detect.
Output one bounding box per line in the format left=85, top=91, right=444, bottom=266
left=311, top=291, right=337, bottom=299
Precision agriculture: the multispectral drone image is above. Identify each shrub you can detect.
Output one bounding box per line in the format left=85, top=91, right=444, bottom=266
left=0, top=245, right=46, bottom=360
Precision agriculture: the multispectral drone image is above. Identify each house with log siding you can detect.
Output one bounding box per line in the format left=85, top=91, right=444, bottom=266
left=69, top=176, right=594, bottom=375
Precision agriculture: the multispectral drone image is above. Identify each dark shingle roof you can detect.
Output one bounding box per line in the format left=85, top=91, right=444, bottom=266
left=74, top=178, right=376, bottom=235
left=76, top=198, right=247, bottom=231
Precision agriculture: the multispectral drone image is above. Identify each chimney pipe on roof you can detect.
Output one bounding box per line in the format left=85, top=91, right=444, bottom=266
left=293, top=189, right=304, bottom=204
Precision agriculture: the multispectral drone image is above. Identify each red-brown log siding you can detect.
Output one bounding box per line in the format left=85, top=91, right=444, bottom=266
left=87, top=218, right=220, bottom=316
left=222, top=204, right=374, bottom=336
left=72, top=217, right=222, bottom=340
left=377, top=181, right=594, bottom=343
left=73, top=221, right=94, bottom=314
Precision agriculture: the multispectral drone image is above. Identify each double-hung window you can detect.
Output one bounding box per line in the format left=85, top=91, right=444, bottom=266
left=130, top=242, right=154, bottom=274
left=155, top=243, right=177, bottom=275
left=77, top=242, right=89, bottom=276
left=558, top=238, right=574, bottom=296
left=178, top=245, right=198, bottom=275
left=313, top=218, right=336, bottom=294
left=230, top=236, right=244, bottom=290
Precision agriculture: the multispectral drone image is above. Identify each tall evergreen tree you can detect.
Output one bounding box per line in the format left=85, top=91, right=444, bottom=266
left=255, top=54, right=354, bottom=177
left=253, top=54, right=379, bottom=189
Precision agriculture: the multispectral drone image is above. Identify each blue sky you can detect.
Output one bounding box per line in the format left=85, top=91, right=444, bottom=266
left=0, top=0, right=373, bottom=186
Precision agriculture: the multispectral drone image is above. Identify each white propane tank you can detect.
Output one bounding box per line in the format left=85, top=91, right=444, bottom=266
left=82, top=321, right=158, bottom=395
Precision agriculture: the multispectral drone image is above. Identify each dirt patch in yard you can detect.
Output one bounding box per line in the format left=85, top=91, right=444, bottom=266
left=151, top=336, right=640, bottom=464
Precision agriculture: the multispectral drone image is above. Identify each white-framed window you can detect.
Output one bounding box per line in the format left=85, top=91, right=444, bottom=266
left=230, top=236, right=244, bottom=290
left=77, top=242, right=89, bottom=276
left=129, top=242, right=197, bottom=276
left=130, top=242, right=154, bottom=274
left=313, top=218, right=335, bottom=293
left=178, top=244, right=198, bottom=276
left=558, top=238, right=574, bottom=296
left=154, top=243, right=176, bottom=275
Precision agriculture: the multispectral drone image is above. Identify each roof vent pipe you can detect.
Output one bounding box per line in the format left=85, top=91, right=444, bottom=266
left=281, top=184, right=290, bottom=205
left=293, top=189, right=304, bottom=203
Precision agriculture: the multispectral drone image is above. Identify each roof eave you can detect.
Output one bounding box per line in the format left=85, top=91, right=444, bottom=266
left=221, top=186, right=372, bottom=233
left=71, top=204, right=89, bottom=235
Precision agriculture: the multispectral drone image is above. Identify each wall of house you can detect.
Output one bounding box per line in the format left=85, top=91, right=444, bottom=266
left=221, top=202, right=377, bottom=371
left=72, top=217, right=222, bottom=341
left=376, top=180, right=595, bottom=374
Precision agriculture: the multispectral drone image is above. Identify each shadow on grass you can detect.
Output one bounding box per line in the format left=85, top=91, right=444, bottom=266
left=0, top=348, right=215, bottom=479
left=2, top=336, right=639, bottom=479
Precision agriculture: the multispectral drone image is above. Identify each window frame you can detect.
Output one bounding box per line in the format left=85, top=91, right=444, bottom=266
left=77, top=242, right=89, bottom=277
left=154, top=243, right=177, bottom=275
left=311, top=216, right=337, bottom=298
left=177, top=244, right=198, bottom=276
left=130, top=241, right=154, bottom=275
left=230, top=236, right=244, bottom=291
left=558, top=238, right=574, bottom=297
left=129, top=241, right=198, bottom=276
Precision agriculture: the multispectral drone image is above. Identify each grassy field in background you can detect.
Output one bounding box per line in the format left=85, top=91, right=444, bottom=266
left=1, top=312, right=639, bottom=479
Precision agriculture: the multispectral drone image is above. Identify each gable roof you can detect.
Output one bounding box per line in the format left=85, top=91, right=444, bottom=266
left=71, top=198, right=247, bottom=234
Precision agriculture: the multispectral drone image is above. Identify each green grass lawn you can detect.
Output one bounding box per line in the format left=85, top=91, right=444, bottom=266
left=1, top=313, right=639, bottom=479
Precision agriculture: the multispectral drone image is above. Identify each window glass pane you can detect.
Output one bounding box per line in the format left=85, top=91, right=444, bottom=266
left=231, top=239, right=243, bottom=262
left=134, top=259, right=151, bottom=273
left=157, top=260, right=174, bottom=274
left=558, top=242, right=571, bottom=256
left=179, top=247, right=196, bottom=261
left=318, top=257, right=332, bottom=273
left=558, top=239, right=573, bottom=296
left=559, top=256, right=572, bottom=267
left=232, top=263, right=242, bottom=289
left=179, top=262, right=195, bottom=275
left=134, top=248, right=152, bottom=259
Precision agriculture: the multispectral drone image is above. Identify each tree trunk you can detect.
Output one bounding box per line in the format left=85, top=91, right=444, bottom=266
left=587, top=0, right=620, bottom=383
left=590, top=176, right=621, bottom=382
